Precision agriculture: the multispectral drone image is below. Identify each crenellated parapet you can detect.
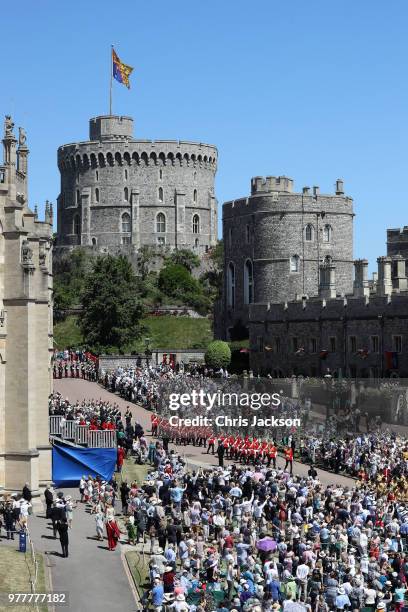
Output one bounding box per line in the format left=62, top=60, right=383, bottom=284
left=251, top=175, right=294, bottom=194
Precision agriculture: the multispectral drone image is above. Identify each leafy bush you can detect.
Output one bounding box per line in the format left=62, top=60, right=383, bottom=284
left=158, top=264, right=200, bottom=298
left=205, top=340, right=231, bottom=369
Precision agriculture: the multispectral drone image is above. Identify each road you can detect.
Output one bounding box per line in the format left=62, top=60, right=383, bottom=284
left=54, top=378, right=356, bottom=488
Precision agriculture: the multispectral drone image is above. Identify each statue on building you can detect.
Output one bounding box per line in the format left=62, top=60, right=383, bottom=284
left=21, top=240, right=34, bottom=266
left=4, top=115, right=14, bottom=138
left=18, top=127, right=27, bottom=147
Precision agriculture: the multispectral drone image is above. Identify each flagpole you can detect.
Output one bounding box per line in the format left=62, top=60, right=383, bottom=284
left=109, top=45, right=113, bottom=115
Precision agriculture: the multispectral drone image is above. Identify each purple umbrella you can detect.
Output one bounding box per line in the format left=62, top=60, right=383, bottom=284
left=256, top=537, right=277, bottom=552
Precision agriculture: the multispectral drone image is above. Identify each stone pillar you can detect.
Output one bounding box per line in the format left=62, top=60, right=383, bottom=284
left=377, top=256, right=393, bottom=296
left=319, top=263, right=336, bottom=298
left=353, top=259, right=370, bottom=297
left=17, top=141, right=29, bottom=201
left=131, top=189, right=140, bottom=249
left=392, top=255, right=408, bottom=291
left=80, top=188, right=91, bottom=246
left=209, top=190, right=217, bottom=246
left=175, top=190, right=186, bottom=249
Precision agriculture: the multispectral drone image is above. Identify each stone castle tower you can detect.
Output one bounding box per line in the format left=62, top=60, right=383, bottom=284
left=221, top=176, right=354, bottom=338
left=0, top=115, right=53, bottom=501
left=56, top=115, right=218, bottom=258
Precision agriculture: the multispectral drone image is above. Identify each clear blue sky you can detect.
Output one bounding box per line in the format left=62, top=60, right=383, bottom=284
left=1, top=0, right=408, bottom=271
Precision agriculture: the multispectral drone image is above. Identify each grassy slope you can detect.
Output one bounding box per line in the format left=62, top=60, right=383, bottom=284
left=0, top=548, right=47, bottom=612
left=53, top=315, right=213, bottom=351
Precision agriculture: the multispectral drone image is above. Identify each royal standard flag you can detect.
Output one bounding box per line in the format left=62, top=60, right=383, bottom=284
left=112, top=48, right=133, bottom=89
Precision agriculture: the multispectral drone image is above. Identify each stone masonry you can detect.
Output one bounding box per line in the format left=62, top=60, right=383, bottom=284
left=0, top=115, right=53, bottom=502
left=56, top=116, right=218, bottom=261
left=221, top=176, right=354, bottom=338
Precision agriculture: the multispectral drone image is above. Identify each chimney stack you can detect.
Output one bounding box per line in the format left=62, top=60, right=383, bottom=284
left=392, top=255, right=408, bottom=292
left=377, top=256, right=393, bottom=296
left=335, top=179, right=344, bottom=195
left=319, top=261, right=336, bottom=299
left=353, top=259, right=370, bottom=297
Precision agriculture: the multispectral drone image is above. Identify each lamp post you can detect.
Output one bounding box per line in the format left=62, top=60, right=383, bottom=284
left=144, top=337, right=152, bottom=368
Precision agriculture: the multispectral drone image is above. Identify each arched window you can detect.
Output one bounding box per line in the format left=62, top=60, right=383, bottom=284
left=73, top=214, right=81, bottom=236
left=227, top=263, right=235, bottom=309
left=305, top=224, right=314, bottom=241
left=323, top=224, right=332, bottom=243
left=159, top=169, right=163, bottom=180
left=76, top=189, right=80, bottom=205
left=96, top=170, right=99, bottom=181
left=193, top=189, right=197, bottom=203
left=124, top=187, right=129, bottom=201
left=192, top=214, right=200, bottom=234
left=195, top=238, right=199, bottom=248
left=156, top=212, right=166, bottom=233
left=290, top=255, right=300, bottom=272
left=124, top=169, right=128, bottom=180
left=91, top=237, right=97, bottom=246
left=158, top=187, right=164, bottom=202
left=244, top=259, right=254, bottom=304
left=95, top=188, right=99, bottom=203
left=121, top=212, right=131, bottom=233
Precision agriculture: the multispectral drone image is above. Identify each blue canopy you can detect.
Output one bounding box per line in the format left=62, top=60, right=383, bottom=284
left=52, top=442, right=116, bottom=487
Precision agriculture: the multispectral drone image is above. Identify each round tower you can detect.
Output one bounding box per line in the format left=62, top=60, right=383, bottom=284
left=56, top=115, right=218, bottom=256
left=222, top=176, right=354, bottom=338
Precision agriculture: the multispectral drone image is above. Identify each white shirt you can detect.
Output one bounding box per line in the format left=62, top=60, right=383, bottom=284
left=296, top=564, right=310, bottom=581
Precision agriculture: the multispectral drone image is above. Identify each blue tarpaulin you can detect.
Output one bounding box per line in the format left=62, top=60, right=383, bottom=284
left=52, top=442, right=116, bottom=487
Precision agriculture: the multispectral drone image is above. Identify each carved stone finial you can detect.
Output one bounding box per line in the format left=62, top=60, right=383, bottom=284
left=4, top=115, right=14, bottom=138
left=18, top=126, right=27, bottom=147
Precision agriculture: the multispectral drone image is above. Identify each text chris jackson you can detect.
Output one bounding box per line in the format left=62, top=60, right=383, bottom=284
left=168, top=415, right=301, bottom=428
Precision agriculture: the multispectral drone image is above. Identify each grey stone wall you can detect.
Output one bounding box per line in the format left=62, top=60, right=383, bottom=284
left=249, top=294, right=408, bottom=378
left=387, top=227, right=408, bottom=259
left=220, top=176, right=354, bottom=338
left=56, top=116, right=218, bottom=257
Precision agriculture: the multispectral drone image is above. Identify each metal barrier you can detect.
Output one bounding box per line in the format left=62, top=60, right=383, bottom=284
left=88, top=430, right=116, bottom=448
left=49, top=415, right=63, bottom=435
left=75, top=426, right=89, bottom=445
left=49, top=418, right=116, bottom=448
left=61, top=420, right=76, bottom=440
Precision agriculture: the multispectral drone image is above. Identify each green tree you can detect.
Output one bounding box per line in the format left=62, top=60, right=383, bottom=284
left=205, top=340, right=231, bottom=369
left=167, top=249, right=200, bottom=272
left=79, top=255, right=144, bottom=353
left=158, top=263, right=200, bottom=298
left=53, top=248, right=92, bottom=312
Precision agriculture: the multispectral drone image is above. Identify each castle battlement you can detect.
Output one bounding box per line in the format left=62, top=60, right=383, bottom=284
left=387, top=226, right=408, bottom=239
left=251, top=175, right=294, bottom=194
left=249, top=291, right=408, bottom=323
left=57, top=139, right=217, bottom=172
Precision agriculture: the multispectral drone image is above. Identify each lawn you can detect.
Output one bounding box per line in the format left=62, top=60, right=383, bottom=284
left=114, top=457, right=151, bottom=487
left=53, top=315, right=213, bottom=351
left=0, top=547, right=48, bottom=612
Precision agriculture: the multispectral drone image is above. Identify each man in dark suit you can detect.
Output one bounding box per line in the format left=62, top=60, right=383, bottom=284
left=57, top=518, right=69, bottom=557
